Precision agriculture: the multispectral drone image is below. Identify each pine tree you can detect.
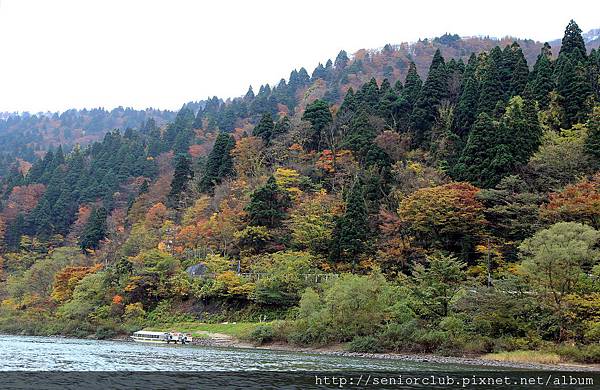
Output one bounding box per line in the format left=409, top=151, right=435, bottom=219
left=524, top=43, right=554, bottom=108
left=301, top=99, right=332, bottom=151
left=411, top=49, right=448, bottom=147
left=453, top=113, right=499, bottom=187
left=341, top=110, right=377, bottom=161
left=329, top=180, right=370, bottom=265
left=334, top=50, right=349, bottom=69
left=401, top=62, right=422, bottom=107
left=584, top=106, right=600, bottom=163
left=477, top=49, right=504, bottom=116
left=198, top=132, right=235, bottom=192
left=79, top=207, right=108, bottom=251
left=509, top=43, right=529, bottom=97
left=555, top=20, right=591, bottom=128
left=245, top=176, right=290, bottom=228
left=273, top=115, right=291, bottom=137
left=559, top=20, right=587, bottom=61
left=555, top=54, right=592, bottom=128
left=356, top=78, right=380, bottom=112
left=589, top=49, right=600, bottom=101
left=378, top=79, right=399, bottom=124
left=139, top=180, right=149, bottom=195
left=167, top=154, right=194, bottom=207
left=453, top=53, right=479, bottom=135
left=252, top=113, right=275, bottom=143
left=164, top=107, right=195, bottom=151
left=454, top=97, right=541, bottom=188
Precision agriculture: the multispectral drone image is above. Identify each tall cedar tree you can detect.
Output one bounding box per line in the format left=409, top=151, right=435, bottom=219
left=167, top=154, right=194, bottom=207
left=341, top=110, right=376, bottom=161
left=199, top=132, right=235, bottom=192
left=584, top=106, right=600, bottom=163
left=508, top=43, right=529, bottom=98
left=524, top=43, right=554, bottom=108
left=454, top=113, right=498, bottom=187
left=396, top=62, right=422, bottom=132
left=329, top=180, right=370, bottom=266
left=79, top=207, right=108, bottom=251
left=245, top=176, right=290, bottom=228
left=477, top=49, right=504, bottom=116
left=555, top=19, right=591, bottom=128
left=411, top=49, right=448, bottom=148
left=252, top=113, right=275, bottom=143
left=164, top=107, right=195, bottom=152
left=556, top=55, right=592, bottom=129
left=454, top=97, right=541, bottom=188
left=589, top=49, right=600, bottom=101
left=559, top=20, right=587, bottom=61
left=453, top=53, right=479, bottom=136
left=302, top=99, right=332, bottom=151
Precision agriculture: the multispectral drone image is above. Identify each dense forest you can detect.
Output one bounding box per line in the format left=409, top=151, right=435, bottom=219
left=1, top=20, right=600, bottom=362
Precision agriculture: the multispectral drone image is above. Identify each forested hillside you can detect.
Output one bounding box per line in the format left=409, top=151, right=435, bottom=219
left=1, top=20, right=600, bottom=361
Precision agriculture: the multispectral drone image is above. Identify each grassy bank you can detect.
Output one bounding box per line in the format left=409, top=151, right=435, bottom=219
left=483, top=351, right=562, bottom=365
left=145, top=321, right=267, bottom=339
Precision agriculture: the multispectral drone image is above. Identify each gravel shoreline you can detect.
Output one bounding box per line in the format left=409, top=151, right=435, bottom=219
left=191, top=338, right=600, bottom=372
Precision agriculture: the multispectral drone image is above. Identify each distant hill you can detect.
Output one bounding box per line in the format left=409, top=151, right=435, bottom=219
left=0, top=27, right=598, bottom=177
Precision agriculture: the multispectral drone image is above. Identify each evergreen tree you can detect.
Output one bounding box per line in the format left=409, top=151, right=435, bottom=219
left=411, top=49, right=449, bottom=147
left=341, top=110, right=376, bottom=161
left=164, top=107, right=195, bottom=151
left=453, top=113, right=499, bottom=187
left=252, top=112, right=275, bottom=143
left=394, top=62, right=422, bottom=132
left=139, top=180, right=149, bottom=195
left=79, top=207, right=108, bottom=251
left=245, top=176, right=290, bottom=228
left=301, top=99, right=332, bottom=151
left=584, top=106, right=600, bottom=163
left=454, top=97, right=541, bottom=188
left=273, top=115, right=291, bottom=137
left=555, top=55, right=592, bottom=128
left=198, top=132, right=235, bottom=192
left=589, top=49, right=600, bottom=101
left=453, top=53, right=479, bottom=135
left=509, top=44, right=529, bottom=97
left=329, top=180, right=370, bottom=265
left=524, top=43, right=554, bottom=108
left=356, top=78, right=380, bottom=112
left=477, top=49, right=504, bottom=116
left=167, top=154, right=194, bottom=207
left=378, top=79, right=400, bottom=125
left=401, top=62, right=423, bottom=107
left=334, top=50, right=349, bottom=69
left=559, top=19, right=587, bottom=61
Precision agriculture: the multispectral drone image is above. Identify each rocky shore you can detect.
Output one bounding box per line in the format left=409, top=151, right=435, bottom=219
left=189, top=335, right=600, bottom=372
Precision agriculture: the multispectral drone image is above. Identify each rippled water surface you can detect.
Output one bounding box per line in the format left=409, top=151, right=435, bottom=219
left=0, top=334, right=475, bottom=371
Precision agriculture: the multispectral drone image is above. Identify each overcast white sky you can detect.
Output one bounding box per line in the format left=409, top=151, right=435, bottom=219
left=0, top=0, right=598, bottom=113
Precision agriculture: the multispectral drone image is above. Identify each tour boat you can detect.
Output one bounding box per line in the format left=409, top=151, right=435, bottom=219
left=131, top=331, right=192, bottom=344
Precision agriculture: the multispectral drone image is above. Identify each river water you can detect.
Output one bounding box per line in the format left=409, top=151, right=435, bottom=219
left=0, top=334, right=471, bottom=371
left=6, top=335, right=570, bottom=389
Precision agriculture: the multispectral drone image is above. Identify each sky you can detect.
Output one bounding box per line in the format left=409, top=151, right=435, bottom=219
left=0, top=0, right=598, bottom=113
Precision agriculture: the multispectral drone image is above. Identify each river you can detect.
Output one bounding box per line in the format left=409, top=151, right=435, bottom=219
left=3, top=335, right=586, bottom=389
left=0, top=334, right=471, bottom=371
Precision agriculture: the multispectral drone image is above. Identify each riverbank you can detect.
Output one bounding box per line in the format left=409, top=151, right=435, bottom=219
left=193, top=335, right=600, bottom=372
left=142, top=322, right=600, bottom=372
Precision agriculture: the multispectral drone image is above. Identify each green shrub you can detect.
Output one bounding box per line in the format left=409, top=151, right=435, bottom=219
left=291, top=272, right=397, bottom=345
left=347, top=335, right=383, bottom=353
left=248, top=324, right=275, bottom=345
left=552, top=344, right=600, bottom=363
left=377, top=320, right=422, bottom=352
